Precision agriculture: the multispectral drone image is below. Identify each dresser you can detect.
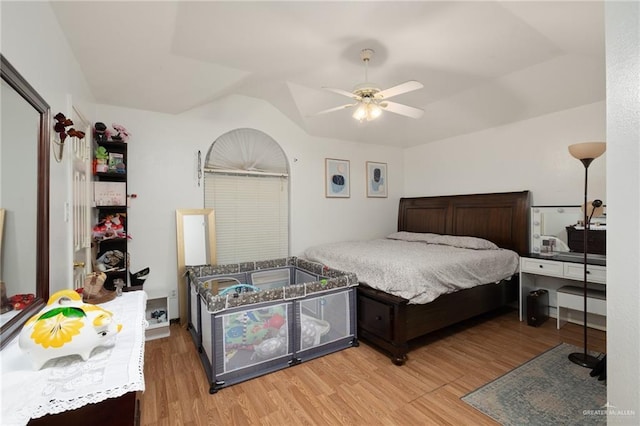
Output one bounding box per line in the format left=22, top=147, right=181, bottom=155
left=519, top=253, right=606, bottom=330
left=565, top=226, right=607, bottom=255
left=1, top=291, right=147, bottom=426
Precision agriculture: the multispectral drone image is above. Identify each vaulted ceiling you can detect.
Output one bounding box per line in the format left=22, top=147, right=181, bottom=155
left=51, top=1, right=605, bottom=148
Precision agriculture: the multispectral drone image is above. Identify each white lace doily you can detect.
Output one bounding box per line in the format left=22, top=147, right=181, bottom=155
left=0, top=291, right=147, bottom=426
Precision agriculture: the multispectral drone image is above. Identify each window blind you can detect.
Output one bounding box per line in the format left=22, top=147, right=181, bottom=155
left=204, top=172, right=288, bottom=264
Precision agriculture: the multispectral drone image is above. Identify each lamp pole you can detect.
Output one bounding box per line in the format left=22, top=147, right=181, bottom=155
left=568, top=157, right=599, bottom=368
left=567, top=141, right=606, bottom=369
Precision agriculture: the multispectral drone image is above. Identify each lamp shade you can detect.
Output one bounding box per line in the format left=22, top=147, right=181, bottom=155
left=568, top=142, right=606, bottom=160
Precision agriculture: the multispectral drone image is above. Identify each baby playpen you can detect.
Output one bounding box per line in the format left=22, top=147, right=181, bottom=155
left=185, top=257, right=358, bottom=393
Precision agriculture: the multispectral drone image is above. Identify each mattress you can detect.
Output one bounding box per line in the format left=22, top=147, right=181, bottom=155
left=301, top=232, right=519, bottom=304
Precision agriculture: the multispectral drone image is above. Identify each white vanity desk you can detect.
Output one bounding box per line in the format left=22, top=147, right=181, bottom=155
left=519, top=206, right=607, bottom=331
left=0, top=291, right=147, bottom=425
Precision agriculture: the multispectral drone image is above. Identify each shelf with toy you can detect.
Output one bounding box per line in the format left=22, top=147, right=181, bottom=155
left=94, top=146, right=126, bottom=176
left=94, top=245, right=127, bottom=292
left=92, top=212, right=127, bottom=241
left=93, top=122, right=131, bottom=292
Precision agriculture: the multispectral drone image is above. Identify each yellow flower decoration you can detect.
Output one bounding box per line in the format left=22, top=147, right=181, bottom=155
left=30, top=307, right=86, bottom=348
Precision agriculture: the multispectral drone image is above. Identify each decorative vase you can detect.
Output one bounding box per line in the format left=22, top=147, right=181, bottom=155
left=18, top=289, right=122, bottom=369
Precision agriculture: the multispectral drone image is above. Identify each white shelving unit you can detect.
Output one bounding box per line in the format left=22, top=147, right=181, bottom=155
left=145, top=290, right=170, bottom=341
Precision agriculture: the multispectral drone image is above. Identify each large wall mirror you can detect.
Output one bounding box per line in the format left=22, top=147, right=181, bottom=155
left=176, top=209, right=216, bottom=326
left=0, top=54, right=50, bottom=349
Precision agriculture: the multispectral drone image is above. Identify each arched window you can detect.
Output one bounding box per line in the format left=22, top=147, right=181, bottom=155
left=204, top=128, right=289, bottom=263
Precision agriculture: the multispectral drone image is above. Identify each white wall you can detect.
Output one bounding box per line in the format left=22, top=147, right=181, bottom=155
left=403, top=101, right=606, bottom=206
left=1, top=1, right=96, bottom=292
left=606, top=1, right=639, bottom=422
left=96, top=96, right=403, bottom=316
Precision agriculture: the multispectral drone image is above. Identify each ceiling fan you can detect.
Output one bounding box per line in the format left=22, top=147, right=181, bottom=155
left=314, top=48, right=424, bottom=122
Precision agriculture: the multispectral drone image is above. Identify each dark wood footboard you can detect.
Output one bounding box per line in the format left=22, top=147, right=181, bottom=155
left=357, top=278, right=518, bottom=365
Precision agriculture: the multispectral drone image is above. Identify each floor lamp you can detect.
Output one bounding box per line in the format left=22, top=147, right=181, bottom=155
left=567, top=141, right=606, bottom=368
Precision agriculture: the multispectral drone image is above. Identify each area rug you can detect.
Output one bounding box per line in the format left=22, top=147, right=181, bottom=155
left=462, top=343, right=606, bottom=425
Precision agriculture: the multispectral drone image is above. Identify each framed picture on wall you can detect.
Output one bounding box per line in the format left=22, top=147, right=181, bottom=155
left=325, top=158, right=350, bottom=198
left=366, top=161, right=387, bottom=198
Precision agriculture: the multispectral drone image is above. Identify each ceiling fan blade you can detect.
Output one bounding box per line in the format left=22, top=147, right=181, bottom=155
left=379, top=101, right=424, bottom=119
left=376, top=81, right=424, bottom=100
left=322, top=87, right=360, bottom=99
left=311, top=103, right=356, bottom=116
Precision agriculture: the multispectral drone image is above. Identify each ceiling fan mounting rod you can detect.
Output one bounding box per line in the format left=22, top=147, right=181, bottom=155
left=360, top=48, right=374, bottom=83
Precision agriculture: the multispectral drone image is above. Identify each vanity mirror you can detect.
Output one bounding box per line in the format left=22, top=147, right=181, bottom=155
left=0, top=54, right=50, bottom=349
left=530, top=205, right=606, bottom=256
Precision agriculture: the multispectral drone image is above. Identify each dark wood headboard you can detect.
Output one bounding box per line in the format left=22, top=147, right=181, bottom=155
left=398, top=191, right=531, bottom=255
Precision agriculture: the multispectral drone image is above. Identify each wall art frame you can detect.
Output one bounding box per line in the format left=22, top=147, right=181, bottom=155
left=325, top=158, right=350, bottom=198
left=366, top=161, right=387, bottom=198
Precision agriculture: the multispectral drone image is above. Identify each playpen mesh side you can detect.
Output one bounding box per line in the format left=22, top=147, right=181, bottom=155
left=213, top=301, right=295, bottom=384
left=296, top=290, right=351, bottom=352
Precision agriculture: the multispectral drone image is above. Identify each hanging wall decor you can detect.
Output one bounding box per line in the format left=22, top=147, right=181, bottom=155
left=366, top=161, right=387, bottom=198
left=325, top=158, right=350, bottom=198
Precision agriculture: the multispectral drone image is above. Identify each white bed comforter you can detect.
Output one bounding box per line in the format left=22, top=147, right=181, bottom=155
left=302, top=232, right=519, bottom=304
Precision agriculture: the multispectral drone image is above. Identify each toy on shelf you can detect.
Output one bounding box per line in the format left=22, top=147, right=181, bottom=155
left=92, top=213, right=126, bottom=241
left=111, top=123, right=131, bottom=142
left=94, top=122, right=108, bottom=142
left=95, top=146, right=109, bottom=173
left=95, top=249, right=126, bottom=272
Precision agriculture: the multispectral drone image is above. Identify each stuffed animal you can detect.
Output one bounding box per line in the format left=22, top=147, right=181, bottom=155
left=95, top=146, right=108, bottom=160
left=95, top=146, right=109, bottom=173
left=94, top=122, right=108, bottom=142
left=92, top=214, right=126, bottom=241
left=111, top=123, right=131, bottom=142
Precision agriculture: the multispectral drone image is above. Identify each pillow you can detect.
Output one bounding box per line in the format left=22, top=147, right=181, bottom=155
left=386, top=231, right=499, bottom=250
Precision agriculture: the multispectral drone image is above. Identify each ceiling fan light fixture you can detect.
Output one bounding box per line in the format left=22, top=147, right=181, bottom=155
left=352, top=102, right=382, bottom=122
left=369, top=103, right=382, bottom=120
left=314, top=47, right=423, bottom=121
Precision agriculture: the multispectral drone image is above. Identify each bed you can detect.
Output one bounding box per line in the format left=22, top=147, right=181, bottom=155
left=303, top=191, right=530, bottom=365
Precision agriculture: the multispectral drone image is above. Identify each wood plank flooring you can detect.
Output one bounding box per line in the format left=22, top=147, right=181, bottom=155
left=140, top=308, right=606, bottom=425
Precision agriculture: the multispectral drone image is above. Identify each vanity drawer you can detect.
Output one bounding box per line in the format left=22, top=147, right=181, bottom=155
left=564, top=263, right=607, bottom=284
left=521, top=258, right=564, bottom=278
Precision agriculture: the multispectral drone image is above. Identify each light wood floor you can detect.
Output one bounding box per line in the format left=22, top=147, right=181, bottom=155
left=140, top=308, right=606, bottom=425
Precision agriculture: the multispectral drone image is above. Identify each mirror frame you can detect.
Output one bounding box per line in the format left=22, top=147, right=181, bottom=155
left=176, top=209, right=216, bottom=326
left=0, top=54, right=50, bottom=349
